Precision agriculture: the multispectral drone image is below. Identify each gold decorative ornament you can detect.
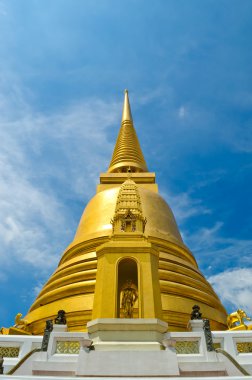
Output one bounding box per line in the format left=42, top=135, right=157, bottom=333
left=14, top=313, right=28, bottom=328
left=55, top=341, right=80, bottom=354
left=175, top=340, right=199, bottom=354
left=213, top=342, right=222, bottom=350
left=0, top=347, right=20, bottom=358
left=236, top=342, right=252, bottom=353
left=111, top=178, right=147, bottom=234
left=227, top=309, right=251, bottom=330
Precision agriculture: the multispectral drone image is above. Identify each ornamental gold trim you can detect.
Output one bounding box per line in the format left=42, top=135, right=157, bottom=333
left=236, top=342, right=252, bottom=353
left=175, top=340, right=199, bottom=354
left=55, top=341, right=80, bottom=354
left=0, top=346, right=20, bottom=358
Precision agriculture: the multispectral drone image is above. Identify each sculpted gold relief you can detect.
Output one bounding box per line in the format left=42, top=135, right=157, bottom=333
left=3, top=90, right=228, bottom=334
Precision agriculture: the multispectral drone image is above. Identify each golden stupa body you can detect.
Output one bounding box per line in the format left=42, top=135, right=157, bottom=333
left=22, top=90, right=227, bottom=334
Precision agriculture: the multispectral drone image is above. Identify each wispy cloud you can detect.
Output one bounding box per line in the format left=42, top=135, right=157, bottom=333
left=182, top=220, right=252, bottom=312
left=165, top=188, right=252, bottom=315
left=185, top=221, right=252, bottom=267
left=33, top=282, right=44, bottom=297
left=185, top=221, right=224, bottom=250
left=0, top=74, right=119, bottom=279
left=136, top=86, right=173, bottom=106
left=208, top=268, right=252, bottom=315
left=185, top=221, right=252, bottom=268
left=178, top=105, right=187, bottom=120
left=161, top=190, right=211, bottom=225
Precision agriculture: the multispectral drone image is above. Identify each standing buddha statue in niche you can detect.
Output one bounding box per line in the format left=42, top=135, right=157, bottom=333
left=121, top=280, right=138, bottom=318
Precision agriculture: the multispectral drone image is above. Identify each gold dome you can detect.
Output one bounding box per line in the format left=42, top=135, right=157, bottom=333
left=72, top=186, right=183, bottom=246
left=24, top=183, right=227, bottom=333
left=19, top=90, right=227, bottom=334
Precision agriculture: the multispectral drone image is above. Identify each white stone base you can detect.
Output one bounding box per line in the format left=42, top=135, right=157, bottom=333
left=76, top=349, right=180, bottom=376
left=78, top=318, right=179, bottom=375
left=187, top=319, right=204, bottom=332
left=87, top=318, right=168, bottom=343
left=51, top=324, right=67, bottom=333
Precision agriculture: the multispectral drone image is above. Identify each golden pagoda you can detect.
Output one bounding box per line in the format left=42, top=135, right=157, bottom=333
left=17, top=90, right=227, bottom=334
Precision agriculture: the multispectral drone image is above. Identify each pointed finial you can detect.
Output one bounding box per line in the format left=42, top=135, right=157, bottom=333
left=121, top=89, right=133, bottom=122
left=108, top=90, right=148, bottom=173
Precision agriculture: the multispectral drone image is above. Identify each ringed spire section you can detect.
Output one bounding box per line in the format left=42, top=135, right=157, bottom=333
left=108, top=90, right=148, bottom=173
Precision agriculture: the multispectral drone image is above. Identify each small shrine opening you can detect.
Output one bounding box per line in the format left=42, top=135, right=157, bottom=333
left=117, top=258, right=139, bottom=318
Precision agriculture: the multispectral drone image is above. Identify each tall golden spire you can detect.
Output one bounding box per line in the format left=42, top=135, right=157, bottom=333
left=108, top=90, right=148, bottom=173
left=121, top=88, right=133, bottom=122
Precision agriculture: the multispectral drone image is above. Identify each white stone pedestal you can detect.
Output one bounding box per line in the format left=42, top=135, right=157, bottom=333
left=51, top=324, right=67, bottom=333
left=76, top=318, right=180, bottom=376
left=187, top=319, right=204, bottom=332
left=87, top=318, right=168, bottom=343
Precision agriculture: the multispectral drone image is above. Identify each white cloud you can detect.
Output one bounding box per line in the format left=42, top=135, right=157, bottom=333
left=182, top=221, right=252, bottom=282
left=208, top=268, right=252, bottom=315
left=0, top=74, right=119, bottom=277
left=161, top=190, right=211, bottom=225
left=0, top=139, right=64, bottom=271
left=136, top=86, right=173, bottom=106
left=165, top=187, right=252, bottom=315
left=181, top=219, right=252, bottom=313
left=33, top=282, right=44, bottom=297
left=185, top=221, right=252, bottom=264
left=178, top=105, right=187, bottom=119
left=186, top=221, right=224, bottom=250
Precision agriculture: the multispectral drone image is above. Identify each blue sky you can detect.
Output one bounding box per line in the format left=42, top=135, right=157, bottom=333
left=0, top=0, right=251, bottom=328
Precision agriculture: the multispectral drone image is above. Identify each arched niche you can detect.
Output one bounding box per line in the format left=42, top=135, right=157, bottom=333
left=117, top=258, right=139, bottom=318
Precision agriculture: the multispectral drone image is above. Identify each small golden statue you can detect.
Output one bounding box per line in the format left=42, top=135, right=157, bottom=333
left=0, top=327, right=9, bottom=335
left=227, top=309, right=251, bottom=329
left=0, top=313, right=30, bottom=335
left=14, top=313, right=28, bottom=331
left=1, top=312, right=32, bottom=335
left=121, top=280, right=138, bottom=318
